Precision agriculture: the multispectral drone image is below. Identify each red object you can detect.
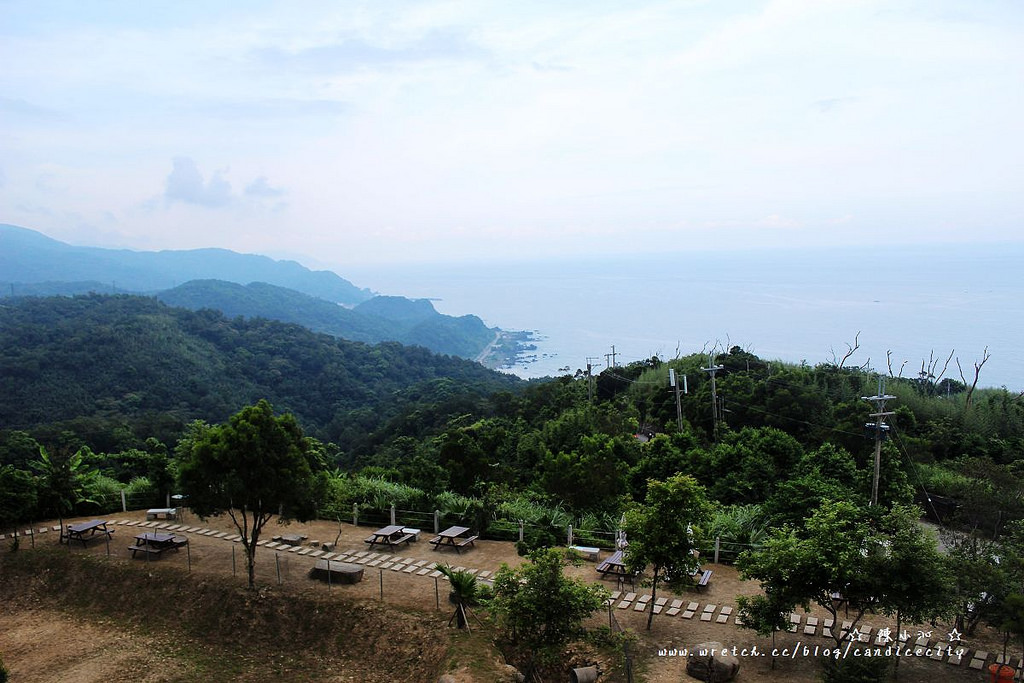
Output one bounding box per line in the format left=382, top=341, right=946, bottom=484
left=988, top=663, right=1015, bottom=683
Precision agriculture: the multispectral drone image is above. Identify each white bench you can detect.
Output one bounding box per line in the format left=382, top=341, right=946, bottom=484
left=146, top=508, right=177, bottom=520
left=569, top=545, right=601, bottom=561
left=402, top=528, right=421, bottom=541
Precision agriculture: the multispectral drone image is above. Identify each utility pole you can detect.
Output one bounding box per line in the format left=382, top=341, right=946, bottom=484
left=862, top=377, right=896, bottom=506
left=586, top=356, right=601, bottom=404
left=701, top=355, right=724, bottom=440
left=669, top=369, right=686, bottom=432
left=605, top=345, right=618, bottom=369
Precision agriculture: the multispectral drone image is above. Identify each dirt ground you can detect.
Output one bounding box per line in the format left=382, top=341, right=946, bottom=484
left=2, top=510, right=1020, bottom=682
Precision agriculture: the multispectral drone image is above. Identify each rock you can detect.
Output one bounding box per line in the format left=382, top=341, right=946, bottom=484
left=685, top=641, right=740, bottom=681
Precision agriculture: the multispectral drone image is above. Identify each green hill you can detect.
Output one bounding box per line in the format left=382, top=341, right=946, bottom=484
left=0, top=294, right=521, bottom=448
left=157, top=281, right=497, bottom=359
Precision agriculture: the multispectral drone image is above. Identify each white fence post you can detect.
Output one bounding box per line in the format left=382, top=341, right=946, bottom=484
left=714, top=536, right=720, bottom=564
left=568, top=524, right=574, bottom=547
left=434, top=510, right=440, bottom=534
left=120, top=490, right=127, bottom=513
left=390, top=504, right=396, bottom=525
left=352, top=503, right=358, bottom=527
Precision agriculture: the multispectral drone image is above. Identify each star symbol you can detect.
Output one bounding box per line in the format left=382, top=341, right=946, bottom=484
left=947, top=628, right=962, bottom=642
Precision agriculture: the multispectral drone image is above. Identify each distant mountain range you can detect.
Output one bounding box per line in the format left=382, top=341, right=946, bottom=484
left=0, top=223, right=371, bottom=304
left=1, top=224, right=510, bottom=362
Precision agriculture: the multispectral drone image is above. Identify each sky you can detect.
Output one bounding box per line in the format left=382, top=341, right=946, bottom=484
left=1, top=0, right=1022, bottom=267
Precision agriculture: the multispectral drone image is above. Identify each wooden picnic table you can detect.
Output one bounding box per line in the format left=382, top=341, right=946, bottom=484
left=364, top=524, right=414, bottom=550
left=129, top=531, right=186, bottom=559
left=596, top=549, right=628, bottom=576
left=429, top=525, right=478, bottom=553
left=63, top=520, right=114, bottom=547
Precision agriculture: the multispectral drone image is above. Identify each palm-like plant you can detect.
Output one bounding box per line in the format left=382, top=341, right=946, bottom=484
left=435, top=563, right=481, bottom=629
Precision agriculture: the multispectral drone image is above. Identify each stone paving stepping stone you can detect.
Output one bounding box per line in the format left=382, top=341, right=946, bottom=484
left=682, top=609, right=696, bottom=619
left=417, top=567, right=432, bottom=576
left=858, top=625, right=873, bottom=643
left=380, top=561, right=394, bottom=569
left=633, top=601, right=648, bottom=612
left=666, top=599, right=683, bottom=617
left=968, top=651, right=988, bottom=671
left=403, top=564, right=418, bottom=573
left=368, top=559, right=382, bottom=567
left=353, top=551, right=368, bottom=558
left=700, top=611, right=713, bottom=622
left=310, top=550, right=325, bottom=558
left=391, top=563, right=407, bottom=571
left=265, top=542, right=280, bottom=549
left=297, top=548, right=312, bottom=555
left=947, top=650, right=964, bottom=666
left=788, top=613, right=801, bottom=632
left=652, top=597, right=669, bottom=614
left=157, top=523, right=171, bottom=530
left=321, top=552, right=335, bottom=560
left=287, top=545, right=301, bottom=553
left=214, top=531, right=229, bottom=538
left=477, top=570, right=490, bottom=579
left=429, top=570, right=443, bottom=578
left=717, top=606, right=733, bottom=624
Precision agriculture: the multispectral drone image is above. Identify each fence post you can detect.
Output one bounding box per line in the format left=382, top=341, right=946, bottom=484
left=518, top=520, right=524, bottom=543
left=390, top=504, right=396, bottom=526
left=121, top=490, right=127, bottom=513
left=352, top=503, right=358, bottom=527
left=568, top=524, right=573, bottom=547
left=434, top=510, right=440, bottom=534
left=714, top=536, right=720, bottom=565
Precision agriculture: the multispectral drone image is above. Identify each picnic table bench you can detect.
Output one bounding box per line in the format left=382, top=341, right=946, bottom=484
left=429, top=525, right=477, bottom=553
left=146, top=508, right=178, bottom=521
left=364, top=525, right=414, bottom=550
left=128, top=532, right=187, bottom=559
left=62, top=520, right=114, bottom=547
left=596, top=550, right=628, bottom=576
left=695, top=568, right=713, bottom=590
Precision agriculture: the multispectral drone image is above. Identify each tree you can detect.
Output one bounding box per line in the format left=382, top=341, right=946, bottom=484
left=622, top=473, right=712, bottom=630
left=178, top=400, right=319, bottom=588
left=868, top=504, right=954, bottom=675
left=738, top=500, right=879, bottom=651
left=491, top=547, right=607, bottom=671
left=0, top=465, right=37, bottom=545
left=30, top=446, right=98, bottom=533
left=435, top=564, right=484, bottom=629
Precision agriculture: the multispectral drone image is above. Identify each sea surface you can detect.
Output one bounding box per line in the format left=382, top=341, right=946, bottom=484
left=342, top=244, right=1024, bottom=392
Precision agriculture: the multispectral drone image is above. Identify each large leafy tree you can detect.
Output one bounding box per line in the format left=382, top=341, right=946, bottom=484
left=623, top=473, right=712, bottom=630
left=30, top=446, right=99, bottom=532
left=178, top=400, right=320, bottom=588
left=491, top=547, right=607, bottom=671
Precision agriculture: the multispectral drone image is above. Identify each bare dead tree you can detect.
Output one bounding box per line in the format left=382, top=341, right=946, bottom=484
left=829, top=332, right=861, bottom=369
left=886, top=350, right=908, bottom=378
left=956, top=347, right=991, bottom=410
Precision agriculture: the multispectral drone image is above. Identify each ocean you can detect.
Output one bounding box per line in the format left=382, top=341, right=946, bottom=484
left=342, top=244, right=1024, bottom=392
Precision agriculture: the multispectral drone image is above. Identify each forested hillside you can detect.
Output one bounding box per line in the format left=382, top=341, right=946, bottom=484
left=0, top=294, right=520, bottom=450
left=157, top=281, right=498, bottom=359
